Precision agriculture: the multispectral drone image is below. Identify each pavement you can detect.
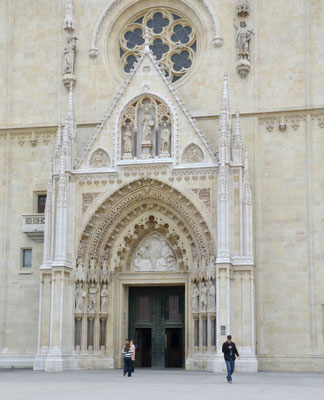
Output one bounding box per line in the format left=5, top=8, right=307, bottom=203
left=0, top=368, right=324, bottom=400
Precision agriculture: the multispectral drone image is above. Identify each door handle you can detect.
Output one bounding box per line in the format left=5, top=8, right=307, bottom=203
left=165, top=334, right=167, bottom=349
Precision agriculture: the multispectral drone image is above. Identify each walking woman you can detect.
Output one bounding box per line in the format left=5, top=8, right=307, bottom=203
left=121, top=340, right=134, bottom=377
left=130, top=339, right=135, bottom=373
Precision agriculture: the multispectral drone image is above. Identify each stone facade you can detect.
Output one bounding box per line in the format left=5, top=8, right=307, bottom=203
left=0, top=0, right=324, bottom=372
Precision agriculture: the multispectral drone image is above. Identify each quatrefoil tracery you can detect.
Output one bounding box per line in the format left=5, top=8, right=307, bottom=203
left=120, top=8, right=197, bottom=83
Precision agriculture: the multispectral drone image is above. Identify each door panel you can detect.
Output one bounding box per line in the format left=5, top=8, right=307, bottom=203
left=129, top=286, right=184, bottom=368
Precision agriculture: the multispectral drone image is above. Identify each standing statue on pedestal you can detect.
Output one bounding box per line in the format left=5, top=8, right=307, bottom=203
left=234, top=20, right=253, bottom=60
left=160, top=122, right=171, bottom=156
left=100, top=284, right=109, bottom=313
left=75, top=282, right=86, bottom=313
left=88, top=282, right=98, bottom=313
left=233, top=19, right=254, bottom=78
left=208, top=280, right=216, bottom=311
left=63, top=36, right=77, bottom=75
left=123, top=123, right=133, bottom=159
left=191, top=284, right=200, bottom=313
left=199, top=282, right=208, bottom=312
left=141, top=107, right=154, bottom=144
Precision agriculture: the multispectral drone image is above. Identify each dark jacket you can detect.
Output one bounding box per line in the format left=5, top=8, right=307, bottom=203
left=222, top=341, right=239, bottom=361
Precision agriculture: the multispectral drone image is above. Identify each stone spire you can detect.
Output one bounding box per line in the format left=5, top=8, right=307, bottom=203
left=217, top=74, right=231, bottom=262
left=55, top=124, right=62, bottom=155
left=219, top=74, right=231, bottom=164
left=63, top=0, right=75, bottom=32
left=232, top=110, right=243, bottom=164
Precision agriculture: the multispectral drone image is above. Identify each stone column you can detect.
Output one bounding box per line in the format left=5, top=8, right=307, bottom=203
left=44, top=267, right=73, bottom=371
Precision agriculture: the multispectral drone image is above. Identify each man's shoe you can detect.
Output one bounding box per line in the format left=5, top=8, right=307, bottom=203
left=123, top=371, right=126, bottom=376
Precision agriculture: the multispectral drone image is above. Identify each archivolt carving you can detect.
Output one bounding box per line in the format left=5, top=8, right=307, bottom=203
left=77, top=179, right=215, bottom=278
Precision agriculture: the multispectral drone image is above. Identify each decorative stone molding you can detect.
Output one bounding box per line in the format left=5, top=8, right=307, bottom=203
left=89, top=0, right=223, bottom=57
left=182, top=143, right=204, bottom=164
left=236, top=0, right=250, bottom=17
left=22, top=214, right=45, bottom=243
left=77, top=179, right=215, bottom=275
left=259, top=114, right=307, bottom=132
left=82, top=192, right=102, bottom=215
left=191, top=188, right=212, bottom=210
left=311, top=112, right=324, bottom=128
left=89, top=148, right=111, bottom=168
left=76, top=49, right=217, bottom=169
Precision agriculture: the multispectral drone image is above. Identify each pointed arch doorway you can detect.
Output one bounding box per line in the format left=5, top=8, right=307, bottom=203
left=128, top=285, right=185, bottom=369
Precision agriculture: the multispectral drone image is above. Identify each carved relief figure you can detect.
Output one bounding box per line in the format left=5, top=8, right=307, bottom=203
left=160, top=122, right=171, bottom=155
left=206, top=255, right=216, bottom=281
left=142, top=107, right=154, bottom=144
left=88, top=283, right=98, bottom=313
left=63, top=36, right=77, bottom=75
left=123, top=123, right=133, bottom=155
left=191, top=284, right=200, bottom=312
left=133, top=234, right=177, bottom=271
left=234, top=20, right=253, bottom=60
left=100, top=284, right=109, bottom=313
left=182, top=144, right=204, bottom=163
left=208, top=280, right=216, bottom=311
left=90, top=149, right=109, bottom=168
left=75, top=282, right=86, bottom=313
left=199, top=282, right=208, bottom=312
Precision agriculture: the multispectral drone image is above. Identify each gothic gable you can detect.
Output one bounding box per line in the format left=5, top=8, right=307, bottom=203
left=76, top=49, right=217, bottom=170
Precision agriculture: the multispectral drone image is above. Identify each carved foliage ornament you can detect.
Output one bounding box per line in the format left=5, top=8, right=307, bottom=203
left=120, top=8, right=196, bottom=82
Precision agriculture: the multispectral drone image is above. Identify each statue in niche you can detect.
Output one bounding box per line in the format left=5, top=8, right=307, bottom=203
left=160, top=122, right=171, bottom=156
left=123, top=123, right=133, bottom=157
left=208, top=280, right=216, bottom=311
left=100, top=284, right=109, bottom=313
left=191, top=284, right=200, bottom=312
left=133, top=234, right=177, bottom=271
left=90, top=149, right=109, bottom=168
left=141, top=107, right=155, bottom=144
left=206, top=255, right=216, bottom=281
left=75, top=282, right=86, bottom=313
left=63, top=36, right=77, bottom=75
left=234, top=19, right=254, bottom=60
left=88, top=282, right=98, bottom=313
left=183, top=144, right=204, bottom=163
left=199, top=282, right=208, bottom=312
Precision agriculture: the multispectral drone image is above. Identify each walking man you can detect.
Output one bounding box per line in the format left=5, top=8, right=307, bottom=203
left=222, top=335, right=240, bottom=383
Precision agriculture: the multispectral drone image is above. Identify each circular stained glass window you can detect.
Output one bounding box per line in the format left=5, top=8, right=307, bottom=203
left=120, top=8, right=197, bottom=83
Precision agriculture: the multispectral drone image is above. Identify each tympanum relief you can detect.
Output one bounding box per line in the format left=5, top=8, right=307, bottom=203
left=90, top=149, right=110, bottom=168
left=132, top=234, right=177, bottom=271
left=182, top=144, right=204, bottom=163
left=121, top=95, right=172, bottom=160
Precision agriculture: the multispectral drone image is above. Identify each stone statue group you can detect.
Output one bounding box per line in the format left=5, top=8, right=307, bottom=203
left=123, top=106, right=171, bottom=158
left=75, top=282, right=109, bottom=314
left=192, top=280, right=216, bottom=313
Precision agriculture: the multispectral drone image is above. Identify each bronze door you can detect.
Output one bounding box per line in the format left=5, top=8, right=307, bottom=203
left=128, top=286, right=185, bottom=368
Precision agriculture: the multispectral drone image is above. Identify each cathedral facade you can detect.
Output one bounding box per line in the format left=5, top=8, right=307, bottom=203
left=0, top=0, right=324, bottom=372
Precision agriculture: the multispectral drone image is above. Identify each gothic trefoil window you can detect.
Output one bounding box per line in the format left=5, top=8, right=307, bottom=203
left=120, top=8, right=197, bottom=83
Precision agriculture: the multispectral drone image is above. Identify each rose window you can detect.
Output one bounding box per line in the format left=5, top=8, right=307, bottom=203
left=120, top=8, right=197, bottom=83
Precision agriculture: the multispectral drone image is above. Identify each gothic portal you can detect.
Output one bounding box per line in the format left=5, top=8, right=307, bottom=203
left=1, top=0, right=324, bottom=373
